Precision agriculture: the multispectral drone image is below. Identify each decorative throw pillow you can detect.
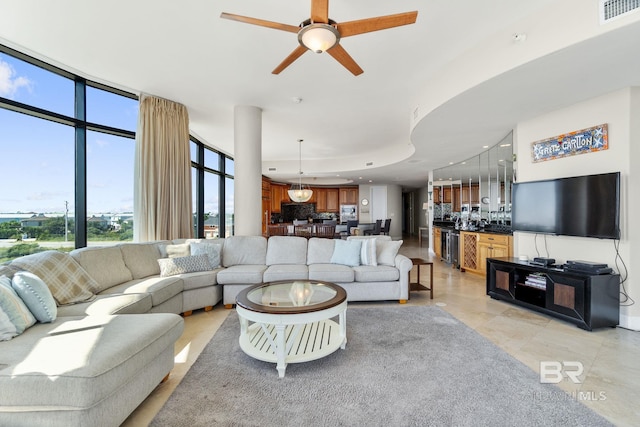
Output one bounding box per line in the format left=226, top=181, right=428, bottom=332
left=12, top=250, right=96, bottom=305
left=0, top=263, right=21, bottom=280
left=190, top=242, right=222, bottom=269
left=330, top=239, right=362, bottom=267
left=0, top=305, right=18, bottom=341
left=158, top=254, right=213, bottom=277
left=11, top=272, right=57, bottom=323
left=376, top=240, right=403, bottom=266
left=0, top=275, right=36, bottom=335
left=360, top=238, right=378, bottom=266
left=160, top=243, right=191, bottom=258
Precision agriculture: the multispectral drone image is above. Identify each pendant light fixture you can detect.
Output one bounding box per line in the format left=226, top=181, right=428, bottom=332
left=288, top=139, right=313, bottom=203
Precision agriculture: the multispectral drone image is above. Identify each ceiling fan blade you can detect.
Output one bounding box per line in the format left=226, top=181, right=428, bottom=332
left=220, top=12, right=300, bottom=33
left=337, top=11, right=418, bottom=37
left=327, top=44, right=363, bottom=76
left=272, top=45, right=308, bottom=74
left=311, top=0, right=329, bottom=23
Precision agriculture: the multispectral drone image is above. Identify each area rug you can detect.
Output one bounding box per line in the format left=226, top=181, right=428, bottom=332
left=151, top=306, right=611, bottom=426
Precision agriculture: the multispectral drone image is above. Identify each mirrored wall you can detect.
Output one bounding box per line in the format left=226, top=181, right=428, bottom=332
left=432, top=132, right=514, bottom=227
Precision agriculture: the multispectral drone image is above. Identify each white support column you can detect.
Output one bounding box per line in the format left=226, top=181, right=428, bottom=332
left=233, top=105, right=262, bottom=236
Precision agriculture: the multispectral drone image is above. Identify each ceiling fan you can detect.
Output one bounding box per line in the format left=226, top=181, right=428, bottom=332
left=220, top=0, right=418, bottom=76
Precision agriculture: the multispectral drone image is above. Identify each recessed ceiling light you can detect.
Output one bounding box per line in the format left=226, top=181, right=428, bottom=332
left=482, top=145, right=489, bottom=149
left=512, top=33, right=527, bottom=42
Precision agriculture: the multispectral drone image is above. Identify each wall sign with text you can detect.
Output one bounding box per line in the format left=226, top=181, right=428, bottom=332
left=531, top=124, right=608, bottom=163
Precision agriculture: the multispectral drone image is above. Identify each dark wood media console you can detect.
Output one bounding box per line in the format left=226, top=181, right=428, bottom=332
left=486, top=258, right=620, bottom=331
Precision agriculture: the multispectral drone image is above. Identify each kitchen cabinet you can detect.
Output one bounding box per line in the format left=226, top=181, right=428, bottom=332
left=315, top=188, right=327, bottom=211
left=433, top=186, right=452, bottom=204
left=326, top=189, right=339, bottom=212
left=460, top=231, right=512, bottom=276
left=262, top=178, right=271, bottom=235
left=442, top=187, right=452, bottom=203
left=477, top=233, right=511, bottom=275
left=452, top=187, right=461, bottom=212
left=461, top=184, right=479, bottom=204
left=433, top=227, right=441, bottom=258
left=271, top=184, right=286, bottom=213
left=460, top=231, right=479, bottom=273
left=339, top=187, right=358, bottom=205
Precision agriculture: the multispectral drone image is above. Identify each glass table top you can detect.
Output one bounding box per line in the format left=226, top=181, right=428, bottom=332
left=236, top=280, right=346, bottom=314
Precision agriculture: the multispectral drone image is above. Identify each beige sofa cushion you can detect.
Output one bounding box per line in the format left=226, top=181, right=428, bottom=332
left=307, top=238, right=336, bottom=264
left=119, top=243, right=161, bottom=279
left=222, top=236, right=267, bottom=267
left=11, top=251, right=97, bottom=305
left=308, top=264, right=354, bottom=282
left=0, top=313, right=183, bottom=419
left=71, top=246, right=133, bottom=293
left=56, top=293, right=153, bottom=316
left=266, top=236, right=307, bottom=265
left=101, top=276, right=183, bottom=307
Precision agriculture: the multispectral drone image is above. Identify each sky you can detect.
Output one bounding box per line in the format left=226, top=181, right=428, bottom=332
left=0, top=52, right=206, bottom=215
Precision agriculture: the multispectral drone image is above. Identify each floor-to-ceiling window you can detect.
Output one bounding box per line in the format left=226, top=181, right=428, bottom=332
left=190, top=138, right=234, bottom=238
left=1, top=44, right=234, bottom=261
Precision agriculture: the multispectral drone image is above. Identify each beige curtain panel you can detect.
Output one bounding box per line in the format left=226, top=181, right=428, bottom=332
left=134, top=95, right=193, bottom=241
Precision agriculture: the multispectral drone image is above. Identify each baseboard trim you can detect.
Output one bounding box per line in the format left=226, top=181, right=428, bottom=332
left=618, top=312, right=640, bottom=331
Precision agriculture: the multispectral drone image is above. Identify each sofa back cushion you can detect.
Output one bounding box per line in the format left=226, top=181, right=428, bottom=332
left=307, top=238, right=336, bottom=265
left=376, top=240, right=403, bottom=266
left=71, top=246, right=133, bottom=292
left=266, top=236, right=307, bottom=266
left=11, top=250, right=97, bottom=305
left=190, top=242, right=223, bottom=268
left=222, top=236, right=267, bottom=267
left=119, top=242, right=162, bottom=279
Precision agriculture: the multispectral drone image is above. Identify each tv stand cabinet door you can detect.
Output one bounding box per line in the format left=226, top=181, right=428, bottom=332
left=546, top=273, right=587, bottom=326
left=487, top=261, right=516, bottom=299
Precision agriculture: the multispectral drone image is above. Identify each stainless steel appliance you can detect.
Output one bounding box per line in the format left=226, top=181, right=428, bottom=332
left=339, top=205, right=357, bottom=223
left=440, top=228, right=451, bottom=263
left=450, top=229, right=460, bottom=268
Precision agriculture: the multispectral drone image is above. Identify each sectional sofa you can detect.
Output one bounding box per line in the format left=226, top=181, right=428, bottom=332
left=0, top=234, right=410, bottom=426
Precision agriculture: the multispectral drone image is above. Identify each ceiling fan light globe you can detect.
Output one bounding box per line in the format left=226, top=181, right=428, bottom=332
left=299, top=24, right=339, bottom=53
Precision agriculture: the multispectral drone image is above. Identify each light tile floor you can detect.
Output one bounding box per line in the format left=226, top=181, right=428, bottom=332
left=123, top=235, right=640, bottom=426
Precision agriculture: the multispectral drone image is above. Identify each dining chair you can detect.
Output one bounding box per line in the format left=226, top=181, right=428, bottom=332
left=314, top=224, right=336, bottom=239
left=345, top=220, right=359, bottom=236
left=267, top=224, right=288, bottom=236
left=381, top=218, right=391, bottom=235
left=364, top=219, right=382, bottom=236
left=294, top=224, right=313, bottom=238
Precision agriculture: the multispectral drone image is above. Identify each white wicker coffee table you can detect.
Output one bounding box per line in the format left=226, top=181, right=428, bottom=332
left=235, top=280, right=347, bottom=378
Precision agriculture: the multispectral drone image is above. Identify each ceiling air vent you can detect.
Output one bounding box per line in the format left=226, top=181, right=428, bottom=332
left=600, top=0, right=640, bottom=23
left=366, top=162, right=374, bottom=167
left=268, top=167, right=276, bottom=171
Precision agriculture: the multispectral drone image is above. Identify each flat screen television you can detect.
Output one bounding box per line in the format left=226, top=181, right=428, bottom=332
left=511, top=172, right=620, bottom=239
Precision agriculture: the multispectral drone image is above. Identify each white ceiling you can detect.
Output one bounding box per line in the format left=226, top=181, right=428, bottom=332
left=1, top=0, right=640, bottom=189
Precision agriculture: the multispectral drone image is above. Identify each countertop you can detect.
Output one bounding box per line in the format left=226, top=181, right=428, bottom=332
left=434, top=224, right=513, bottom=236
